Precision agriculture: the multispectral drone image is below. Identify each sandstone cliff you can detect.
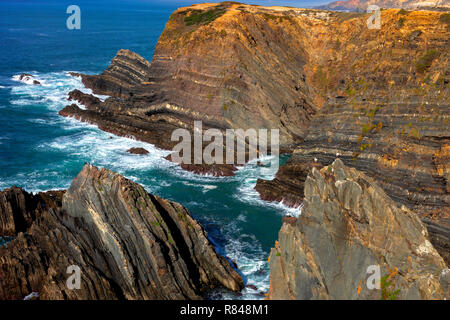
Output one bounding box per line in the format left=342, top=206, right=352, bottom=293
left=62, top=3, right=330, bottom=157
left=268, top=159, right=449, bottom=300
left=0, top=165, right=243, bottom=300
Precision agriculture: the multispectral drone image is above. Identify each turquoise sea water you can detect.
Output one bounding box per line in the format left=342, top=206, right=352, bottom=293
left=0, top=237, right=13, bottom=247
left=0, top=0, right=301, bottom=299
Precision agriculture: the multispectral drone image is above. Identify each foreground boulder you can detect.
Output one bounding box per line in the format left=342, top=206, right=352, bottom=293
left=0, top=165, right=243, bottom=300
left=268, top=159, right=448, bottom=300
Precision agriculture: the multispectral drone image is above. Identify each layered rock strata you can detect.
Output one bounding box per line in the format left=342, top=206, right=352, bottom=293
left=57, top=3, right=449, bottom=264
left=255, top=8, right=449, bottom=262
left=267, top=159, right=449, bottom=300
left=61, top=6, right=449, bottom=187
left=0, top=165, right=243, bottom=300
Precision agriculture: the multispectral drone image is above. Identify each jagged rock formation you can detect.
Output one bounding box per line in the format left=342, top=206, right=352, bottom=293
left=60, top=6, right=449, bottom=182
left=317, top=0, right=450, bottom=12
left=268, top=159, right=449, bottom=300
left=0, top=187, right=63, bottom=236
left=67, top=89, right=101, bottom=109
left=80, top=49, right=152, bottom=98
left=0, top=165, right=243, bottom=300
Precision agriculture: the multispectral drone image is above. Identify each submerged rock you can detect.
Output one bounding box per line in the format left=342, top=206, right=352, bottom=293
left=0, top=165, right=243, bottom=300
left=18, top=73, right=33, bottom=81
left=17, top=73, right=41, bottom=85
left=268, top=159, right=448, bottom=300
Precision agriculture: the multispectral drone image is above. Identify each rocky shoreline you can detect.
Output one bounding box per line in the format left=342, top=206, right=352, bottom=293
left=3, top=3, right=448, bottom=300
left=0, top=165, right=243, bottom=300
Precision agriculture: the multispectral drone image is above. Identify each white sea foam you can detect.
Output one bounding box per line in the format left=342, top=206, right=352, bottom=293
left=233, top=155, right=302, bottom=217
left=10, top=71, right=110, bottom=113
left=27, top=118, right=58, bottom=125
left=223, top=225, right=270, bottom=299
left=12, top=74, right=39, bottom=85
left=202, top=185, right=217, bottom=193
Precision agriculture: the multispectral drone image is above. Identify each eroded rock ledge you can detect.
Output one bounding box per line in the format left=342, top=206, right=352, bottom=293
left=0, top=165, right=243, bottom=300
left=268, top=159, right=449, bottom=300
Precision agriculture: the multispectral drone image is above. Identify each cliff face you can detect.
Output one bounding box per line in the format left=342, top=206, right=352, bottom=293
left=256, top=8, right=449, bottom=262
left=63, top=3, right=340, bottom=154
left=56, top=3, right=449, bottom=276
left=268, top=159, right=449, bottom=300
left=0, top=165, right=243, bottom=300
left=62, top=6, right=449, bottom=177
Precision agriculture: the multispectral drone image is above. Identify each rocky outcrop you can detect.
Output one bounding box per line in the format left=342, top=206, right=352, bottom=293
left=80, top=49, right=152, bottom=98
left=0, top=165, right=243, bottom=300
left=0, top=187, right=63, bottom=236
left=256, top=161, right=323, bottom=207
left=57, top=3, right=449, bottom=264
left=268, top=159, right=449, bottom=300
left=61, top=6, right=449, bottom=182
left=67, top=89, right=101, bottom=110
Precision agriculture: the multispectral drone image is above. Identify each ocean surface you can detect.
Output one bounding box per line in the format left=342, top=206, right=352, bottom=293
left=0, top=0, right=300, bottom=299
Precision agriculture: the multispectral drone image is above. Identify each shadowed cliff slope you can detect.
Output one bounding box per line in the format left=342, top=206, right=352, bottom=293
left=0, top=165, right=243, bottom=300
left=0, top=187, right=63, bottom=236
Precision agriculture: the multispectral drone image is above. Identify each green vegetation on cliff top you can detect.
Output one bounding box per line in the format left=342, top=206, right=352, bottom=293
left=184, top=6, right=227, bottom=26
